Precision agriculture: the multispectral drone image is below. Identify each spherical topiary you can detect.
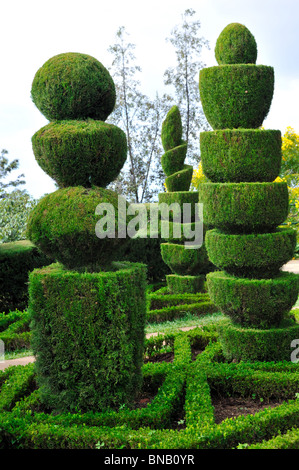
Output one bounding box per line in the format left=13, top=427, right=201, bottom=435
left=26, top=186, right=128, bottom=270
left=31, top=52, right=116, bottom=121
left=199, top=65, right=274, bottom=129
left=198, top=182, right=289, bottom=233
left=215, top=23, right=257, bottom=65
left=205, top=228, right=297, bottom=278
left=207, top=271, right=299, bottom=329
left=32, top=120, right=127, bottom=188
left=200, top=129, right=282, bottom=183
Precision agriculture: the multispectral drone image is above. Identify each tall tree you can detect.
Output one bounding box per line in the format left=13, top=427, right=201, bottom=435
left=0, top=149, right=25, bottom=198
left=163, top=9, right=210, bottom=164
left=107, top=27, right=170, bottom=203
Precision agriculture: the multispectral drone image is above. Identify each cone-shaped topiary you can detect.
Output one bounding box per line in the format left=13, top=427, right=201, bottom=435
left=199, top=24, right=299, bottom=361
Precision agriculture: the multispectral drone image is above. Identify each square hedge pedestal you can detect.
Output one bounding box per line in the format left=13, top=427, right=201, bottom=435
left=28, top=261, right=147, bottom=413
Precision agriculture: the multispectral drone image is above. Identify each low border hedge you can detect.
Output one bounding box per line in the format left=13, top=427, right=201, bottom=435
left=1, top=331, right=299, bottom=449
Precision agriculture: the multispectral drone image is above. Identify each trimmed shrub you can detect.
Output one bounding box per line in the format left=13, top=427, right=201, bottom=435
left=28, top=261, right=147, bottom=413
left=215, top=23, right=257, bottom=65
left=32, top=120, right=127, bottom=188
left=205, top=228, right=297, bottom=278
left=31, top=52, right=116, bottom=121
left=161, top=144, right=187, bottom=177
left=200, top=129, right=282, bottom=183
left=0, top=240, right=52, bottom=313
left=158, top=191, right=199, bottom=222
left=199, top=65, right=274, bottom=129
left=217, top=317, right=299, bottom=362
left=165, top=164, right=193, bottom=192
left=166, top=274, right=205, bottom=294
left=0, top=310, right=31, bottom=351
left=161, top=243, right=209, bottom=276
left=161, top=105, right=183, bottom=151
left=198, top=182, right=289, bottom=233
left=207, top=271, right=299, bottom=328
left=26, top=186, right=129, bottom=270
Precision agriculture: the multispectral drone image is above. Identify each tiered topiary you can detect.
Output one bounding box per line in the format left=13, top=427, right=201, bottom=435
left=27, top=52, right=147, bottom=412
left=159, top=106, right=210, bottom=295
left=198, top=23, right=299, bottom=362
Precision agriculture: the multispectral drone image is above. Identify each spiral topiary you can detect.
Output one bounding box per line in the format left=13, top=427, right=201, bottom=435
left=161, top=106, right=193, bottom=192
left=27, top=52, right=147, bottom=412
left=159, top=106, right=211, bottom=295
left=198, top=24, right=299, bottom=360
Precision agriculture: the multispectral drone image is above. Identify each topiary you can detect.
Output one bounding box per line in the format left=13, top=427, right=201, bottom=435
left=31, top=52, right=116, bottom=121
left=161, top=106, right=192, bottom=192
left=199, top=23, right=298, bottom=360
left=215, top=23, right=257, bottom=65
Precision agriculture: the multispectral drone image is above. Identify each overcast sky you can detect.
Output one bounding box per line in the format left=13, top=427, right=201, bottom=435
left=1, top=0, right=298, bottom=198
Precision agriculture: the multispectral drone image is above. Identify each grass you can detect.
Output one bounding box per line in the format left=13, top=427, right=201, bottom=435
left=145, top=311, right=224, bottom=335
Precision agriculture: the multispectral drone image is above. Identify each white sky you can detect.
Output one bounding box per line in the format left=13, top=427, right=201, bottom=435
left=0, top=0, right=298, bottom=198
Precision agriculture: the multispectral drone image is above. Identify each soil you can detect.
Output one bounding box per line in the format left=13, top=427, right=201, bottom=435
left=212, top=396, right=285, bottom=424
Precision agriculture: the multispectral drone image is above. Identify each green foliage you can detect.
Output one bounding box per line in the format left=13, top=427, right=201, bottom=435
left=165, top=164, right=193, bottom=192
left=31, top=53, right=116, bottom=121
left=27, top=186, right=128, bottom=270
left=166, top=274, right=205, bottom=294
left=199, top=65, right=274, bottom=129
left=198, top=182, right=289, bottom=233
left=0, top=363, right=36, bottom=412
left=2, top=337, right=299, bottom=449
left=215, top=23, right=257, bottom=65
left=217, top=316, right=299, bottom=362
left=28, top=262, right=147, bottom=413
left=161, top=105, right=184, bottom=151
left=32, top=120, right=127, bottom=188
left=161, top=243, right=209, bottom=276
left=161, top=144, right=187, bottom=177
left=200, top=129, right=282, bottom=183
left=205, top=228, right=297, bottom=278
left=0, top=190, right=37, bottom=243
left=0, top=310, right=31, bottom=351
left=207, top=271, right=298, bottom=328
left=158, top=191, right=199, bottom=222
left=0, top=240, right=52, bottom=313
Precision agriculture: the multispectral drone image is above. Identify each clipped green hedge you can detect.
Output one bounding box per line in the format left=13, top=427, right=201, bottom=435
left=217, top=315, right=299, bottom=362
left=165, top=164, right=193, bottom=192
left=158, top=191, right=199, bottom=222
left=28, top=261, right=147, bottom=413
left=200, top=129, right=282, bottom=183
left=161, top=243, right=209, bottom=276
left=31, top=52, right=116, bottom=121
left=215, top=23, right=257, bottom=65
left=2, top=335, right=299, bottom=449
left=199, top=65, right=274, bottom=129
left=161, top=144, right=187, bottom=177
left=198, top=182, right=289, bottom=233
left=205, top=228, right=297, bottom=278
left=32, top=120, right=127, bottom=188
left=0, top=310, right=31, bottom=351
left=207, top=271, right=299, bottom=329
left=161, top=105, right=183, bottom=152
left=27, top=186, right=129, bottom=270
left=166, top=274, right=205, bottom=294
left=0, top=240, right=52, bottom=313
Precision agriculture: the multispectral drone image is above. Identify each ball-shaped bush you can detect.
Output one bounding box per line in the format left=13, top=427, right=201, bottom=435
left=32, top=120, right=127, bottom=188
left=31, top=52, right=116, bottom=121
left=27, top=186, right=128, bottom=270
left=215, top=23, right=257, bottom=64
